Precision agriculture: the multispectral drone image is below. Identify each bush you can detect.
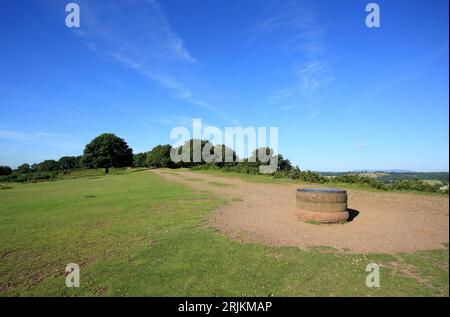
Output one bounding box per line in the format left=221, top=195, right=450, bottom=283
left=0, top=174, right=16, bottom=182
left=273, top=171, right=288, bottom=178
left=329, top=173, right=386, bottom=190
left=298, top=170, right=327, bottom=183
left=190, top=164, right=221, bottom=171
left=32, top=172, right=55, bottom=181
left=15, top=174, right=31, bottom=182
left=390, top=178, right=438, bottom=193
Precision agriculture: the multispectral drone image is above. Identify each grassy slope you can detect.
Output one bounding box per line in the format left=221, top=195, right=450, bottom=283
left=0, top=169, right=448, bottom=296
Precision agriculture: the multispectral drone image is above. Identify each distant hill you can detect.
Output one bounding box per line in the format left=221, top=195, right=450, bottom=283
left=319, top=171, right=449, bottom=185
left=348, top=169, right=416, bottom=173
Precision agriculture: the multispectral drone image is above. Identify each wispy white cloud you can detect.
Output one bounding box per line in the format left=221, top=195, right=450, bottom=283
left=258, top=1, right=333, bottom=100
left=77, top=0, right=196, bottom=64
left=309, top=111, right=321, bottom=120
left=53, top=0, right=237, bottom=124
left=296, top=61, right=334, bottom=97
left=356, top=142, right=366, bottom=150
left=280, top=105, right=295, bottom=110
left=147, top=115, right=196, bottom=127
left=148, top=115, right=218, bottom=130
left=146, top=0, right=197, bottom=63
left=268, top=88, right=296, bottom=105
left=0, top=129, right=83, bottom=151
left=0, top=130, right=26, bottom=140
left=35, top=132, right=77, bottom=138
left=77, top=0, right=195, bottom=93
left=256, top=2, right=323, bottom=56
left=109, top=50, right=194, bottom=99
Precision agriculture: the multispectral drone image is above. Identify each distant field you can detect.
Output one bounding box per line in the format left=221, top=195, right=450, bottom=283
left=423, top=180, right=444, bottom=186
left=358, top=173, right=389, bottom=178
left=0, top=169, right=448, bottom=296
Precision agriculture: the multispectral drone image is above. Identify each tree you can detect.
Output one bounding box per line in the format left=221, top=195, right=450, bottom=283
left=170, top=139, right=214, bottom=168
left=0, top=166, right=12, bottom=176
left=17, top=163, right=32, bottom=174
left=36, top=160, right=60, bottom=172
left=82, top=133, right=133, bottom=173
left=58, top=156, right=82, bottom=170
left=249, top=147, right=275, bottom=166
left=146, top=144, right=173, bottom=168
left=133, top=152, right=147, bottom=167
left=212, top=144, right=237, bottom=167
left=276, top=154, right=292, bottom=172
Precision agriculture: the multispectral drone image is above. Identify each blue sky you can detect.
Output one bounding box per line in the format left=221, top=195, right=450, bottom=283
left=0, top=0, right=448, bottom=171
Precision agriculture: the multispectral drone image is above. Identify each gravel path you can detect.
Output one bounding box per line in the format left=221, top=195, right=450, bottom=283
left=152, top=169, right=449, bottom=254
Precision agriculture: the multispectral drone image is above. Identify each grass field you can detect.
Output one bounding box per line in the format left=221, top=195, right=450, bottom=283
left=0, top=169, right=448, bottom=296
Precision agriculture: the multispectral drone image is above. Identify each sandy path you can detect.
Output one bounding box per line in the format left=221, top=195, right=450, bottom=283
left=151, top=169, right=449, bottom=254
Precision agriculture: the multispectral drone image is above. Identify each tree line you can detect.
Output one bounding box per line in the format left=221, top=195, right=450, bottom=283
left=0, top=132, right=447, bottom=194
left=0, top=133, right=291, bottom=181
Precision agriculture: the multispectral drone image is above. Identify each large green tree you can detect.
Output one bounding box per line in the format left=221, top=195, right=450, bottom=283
left=82, top=133, right=133, bottom=173
left=146, top=144, right=173, bottom=168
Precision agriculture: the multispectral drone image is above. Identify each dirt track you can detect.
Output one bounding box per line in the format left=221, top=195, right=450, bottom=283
left=152, top=169, right=449, bottom=254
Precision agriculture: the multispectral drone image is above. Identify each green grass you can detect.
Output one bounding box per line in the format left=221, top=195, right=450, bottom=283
left=0, top=169, right=448, bottom=296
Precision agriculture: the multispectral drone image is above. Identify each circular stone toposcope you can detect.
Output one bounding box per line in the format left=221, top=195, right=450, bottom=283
left=296, top=188, right=349, bottom=223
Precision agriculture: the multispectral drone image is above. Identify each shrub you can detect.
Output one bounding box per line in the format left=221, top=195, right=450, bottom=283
left=390, top=178, right=438, bottom=193
left=15, top=174, right=31, bottom=182
left=299, top=170, right=327, bottom=183
left=329, top=173, right=386, bottom=190
left=190, top=164, right=221, bottom=171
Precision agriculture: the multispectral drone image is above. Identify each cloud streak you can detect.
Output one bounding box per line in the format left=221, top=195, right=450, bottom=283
left=356, top=142, right=366, bottom=150
left=268, top=88, right=296, bottom=105
left=296, top=61, right=334, bottom=97
left=0, top=129, right=83, bottom=151
left=58, top=0, right=237, bottom=124
left=258, top=1, right=333, bottom=99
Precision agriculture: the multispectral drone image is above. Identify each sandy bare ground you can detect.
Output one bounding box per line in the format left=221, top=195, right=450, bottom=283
left=152, top=169, right=449, bottom=254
